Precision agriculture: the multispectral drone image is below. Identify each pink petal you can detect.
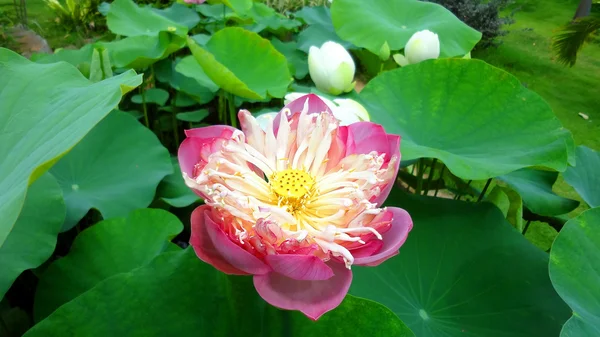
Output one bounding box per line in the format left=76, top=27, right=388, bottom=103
left=265, top=254, right=334, bottom=281
left=178, top=137, right=205, bottom=180
left=189, top=206, right=248, bottom=275
left=273, top=94, right=333, bottom=133
left=345, top=122, right=391, bottom=156
left=354, top=207, right=412, bottom=266
left=373, top=135, right=401, bottom=206
left=348, top=240, right=383, bottom=258
left=238, top=110, right=265, bottom=151
left=283, top=93, right=333, bottom=115
left=203, top=211, right=272, bottom=275
left=184, top=125, right=236, bottom=139
left=178, top=125, right=236, bottom=178
left=253, top=260, right=352, bottom=320
left=326, top=126, right=349, bottom=171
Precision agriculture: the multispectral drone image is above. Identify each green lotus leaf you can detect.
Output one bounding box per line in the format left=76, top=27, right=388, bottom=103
left=549, top=207, right=600, bottom=337
left=49, top=111, right=172, bottom=230
left=0, top=48, right=141, bottom=247
left=359, top=59, right=573, bottom=180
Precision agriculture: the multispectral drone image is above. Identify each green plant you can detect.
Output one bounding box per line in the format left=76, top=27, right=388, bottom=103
left=263, top=0, right=329, bottom=13
left=134, top=0, right=176, bottom=9
left=0, top=9, right=17, bottom=50
left=425, top=0, right=515, bottom=48
left=553, top=13, right=600, bottom=66
left=43, top=0, right=106, bottom=33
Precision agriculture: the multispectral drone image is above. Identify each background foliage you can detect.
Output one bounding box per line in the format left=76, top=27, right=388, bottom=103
left=1, top=0, right=599, bottom=336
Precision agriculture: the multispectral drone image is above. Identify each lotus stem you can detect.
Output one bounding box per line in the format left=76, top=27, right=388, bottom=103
left=477, top=178, right=493, bottom=202
left=227, top=93, right=238, bottom=129
left=140, top=87, right=149, bottom=128
left=455, top=180, right=472, bottom=200
left=522, top=220, right=532, bottom=235
left=415, top=158, right=424, bottom=195
left=171, top=110, right=179, bottom=146
left=423, top=158, right=437, bottom=195
left=434, top=165, right=445, bottom=197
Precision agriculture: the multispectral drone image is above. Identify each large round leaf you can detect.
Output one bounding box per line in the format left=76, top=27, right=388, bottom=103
left=549, top=207, right=600, bottom=337
left=0, top=173, right=65, bottom=298
left=101, top=33, right=185, bottom=69
left=359, top=59, right=573, bottom=179
left=563, top=146, right=600, bottom=208
left=107, top=0, right=196, bottom=37
left=498, top=168, right=579, bottom=216
left=152, top=3, right=201, bottom=30
left=26, top=249, right=413, bottom=336
left=485, top=185, right=524, bottom=231
left=33, top=44, right=94, bottom=68
left=331, top=0, right=481, bottom=56
left=174, top=56, right=219, bottom=93
left=350, top=188, right=571, bottom=336
left=49, top=111, right=172, bottom=230
left=0, top=49, right=141, bottom=248
left=187, top=27, right=292, bottom=99
left=34, top=208, right=183, bottom=321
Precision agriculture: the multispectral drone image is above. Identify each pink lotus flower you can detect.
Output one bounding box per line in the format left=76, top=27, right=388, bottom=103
left=179, top=94, right=412, bottom=320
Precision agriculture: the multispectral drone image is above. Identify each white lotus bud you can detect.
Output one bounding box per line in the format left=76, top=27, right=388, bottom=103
left=403, top=30, right=440, bottom=65
left=308, top=41, right=356, bottom=96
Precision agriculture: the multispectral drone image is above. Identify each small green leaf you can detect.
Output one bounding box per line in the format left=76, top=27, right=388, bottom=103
left=49, top=111, right=172, bottom=230
left=131, top=88, right=170, bottom=106
left=549, top=207, right=600, bottom=337
left=498, top=168, right=579, bottom=216
left=524, top=221, right=558, bottom=252
left=155, top=58, right=216, bottom=104
left=187, top=27, right=292, bottom=99
left=563, top=146, right=600, bottom=208
left=175, top=109, right=209, bottom=122
left=34, top=208, right=183, bottom=321
left=174, top=92, right=197, bottom=107
left=485, top=185, right=524, bottom=231
left=174, top=56, right=219, bottom=93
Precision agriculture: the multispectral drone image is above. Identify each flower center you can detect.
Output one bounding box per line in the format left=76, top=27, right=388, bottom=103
left=270, top=169, right=314, bottom=199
